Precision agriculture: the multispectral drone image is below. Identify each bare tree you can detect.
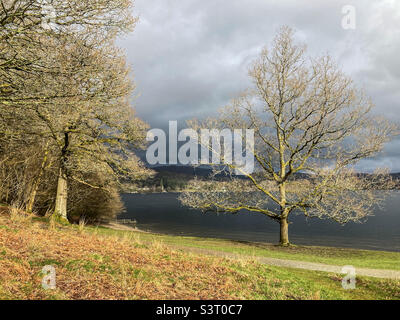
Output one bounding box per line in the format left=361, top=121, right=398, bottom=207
left=180, top=26, right=397, bottom=246
left=0, top=0, right=151, bottom=221
left=24, top=35, right=150, bottom=220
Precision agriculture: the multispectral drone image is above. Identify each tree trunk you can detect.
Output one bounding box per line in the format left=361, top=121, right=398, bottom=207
left=279, top=217, right=289, bottom=246
left=54, top=167, right=68, bottom=220
left=26, top=186, right=38, bottom=213
left=54, top=132, right=69, bottom=221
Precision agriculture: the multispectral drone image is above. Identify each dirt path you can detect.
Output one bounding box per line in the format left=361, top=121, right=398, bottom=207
left=171, top=245, right=400, bottom=280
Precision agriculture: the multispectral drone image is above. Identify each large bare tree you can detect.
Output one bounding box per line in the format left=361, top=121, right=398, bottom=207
left=180, top=26, right=396, bottom=246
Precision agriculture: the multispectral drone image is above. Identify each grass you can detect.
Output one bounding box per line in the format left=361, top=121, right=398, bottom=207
left=87, top=226, right=400, bottom=271
left=0, top=209, right=399, bottom=300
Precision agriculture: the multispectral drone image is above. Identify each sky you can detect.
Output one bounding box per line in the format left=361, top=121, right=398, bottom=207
left=119, top=0, right=400, bottom=172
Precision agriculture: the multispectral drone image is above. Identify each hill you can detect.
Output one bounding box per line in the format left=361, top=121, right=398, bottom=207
left=125, top=166, right=400, bottom=193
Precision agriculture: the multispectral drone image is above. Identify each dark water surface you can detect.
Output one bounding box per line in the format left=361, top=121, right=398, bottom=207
left=120, top=192, right=400, bottom=252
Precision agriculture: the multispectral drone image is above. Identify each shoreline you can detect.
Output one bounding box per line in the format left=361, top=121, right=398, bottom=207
left=100, top=221, right=150, bottom=233
left=93, top=221, right=400, bottom=272
left=101, top=221, right=400, bottom=254
left=119, top=191, right=400, bottom=253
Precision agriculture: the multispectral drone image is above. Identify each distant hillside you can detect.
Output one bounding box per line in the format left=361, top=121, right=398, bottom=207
left=123, top=165, right=400, bottom=193
left=153, top=165, right=400, bottom=181
left=152, top=165, right=212, bottom=177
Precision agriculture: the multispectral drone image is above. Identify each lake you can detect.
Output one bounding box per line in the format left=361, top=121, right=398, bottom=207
left=120, top=192, right=400, bottom=252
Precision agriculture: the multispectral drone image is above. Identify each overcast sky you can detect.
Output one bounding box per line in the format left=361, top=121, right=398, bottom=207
left=119, top=0, right=400, bottom=172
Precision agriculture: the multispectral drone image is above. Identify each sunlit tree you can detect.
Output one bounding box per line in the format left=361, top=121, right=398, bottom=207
left=180, top=27, right=397, bottom=246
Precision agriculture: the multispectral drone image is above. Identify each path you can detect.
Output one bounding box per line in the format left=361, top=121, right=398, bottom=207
left=171, top=245, right=400, bottom=280
left=103, top=222, right=400, bottom=280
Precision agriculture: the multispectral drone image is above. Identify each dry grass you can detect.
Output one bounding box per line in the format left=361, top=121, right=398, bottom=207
left=0, top=207, right=398, bottom=300
left=0, top=208, right=260, bottom=300
left=9, top=203, right=32, bottom=224
left=78, top=217, right=87, bottom=235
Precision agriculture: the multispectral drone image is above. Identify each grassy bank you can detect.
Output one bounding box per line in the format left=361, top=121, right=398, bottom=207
left=0, top=210, right=399, bottom=300
left=91, top=226, right=400, bottom=271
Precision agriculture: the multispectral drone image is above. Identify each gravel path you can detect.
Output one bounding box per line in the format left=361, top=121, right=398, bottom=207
left=174, top=246, right=400, bottom=280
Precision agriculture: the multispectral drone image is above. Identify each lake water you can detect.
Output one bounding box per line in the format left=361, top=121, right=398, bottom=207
left=120, top=192, right=400, bottom=252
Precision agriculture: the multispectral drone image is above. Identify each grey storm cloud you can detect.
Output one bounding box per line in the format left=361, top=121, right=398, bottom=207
left=118, top=0, right=400, bottom=172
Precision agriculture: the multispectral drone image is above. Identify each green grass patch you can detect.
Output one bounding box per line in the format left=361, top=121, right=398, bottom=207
left=229, top=262, right=400, bottom=300
left=29, top=258, right=62, bottom=268
left=89, top=226, right=400, bottom=271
